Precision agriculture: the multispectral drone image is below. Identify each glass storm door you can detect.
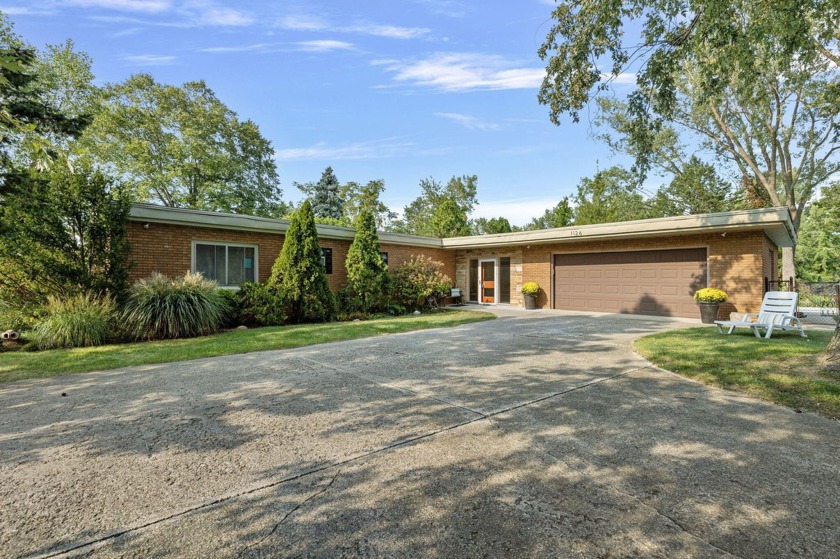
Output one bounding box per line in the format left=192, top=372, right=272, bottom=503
left=480, top=260, right=496, bottom=303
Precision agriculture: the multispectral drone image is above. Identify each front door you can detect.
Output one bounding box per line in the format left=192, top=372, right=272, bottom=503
left=480, top=260, right=496, bottom=303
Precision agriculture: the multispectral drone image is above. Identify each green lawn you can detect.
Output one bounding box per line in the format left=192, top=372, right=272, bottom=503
left=0, top=310, right=494, bottom=383
left=634, top=327, right=839, bottom=419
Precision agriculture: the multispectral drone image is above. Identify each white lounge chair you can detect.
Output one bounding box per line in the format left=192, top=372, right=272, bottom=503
left=715, top=291, right=806, bottom=339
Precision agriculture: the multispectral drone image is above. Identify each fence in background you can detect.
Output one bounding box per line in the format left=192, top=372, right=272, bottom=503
left=764, top=278, right=839, bottom=325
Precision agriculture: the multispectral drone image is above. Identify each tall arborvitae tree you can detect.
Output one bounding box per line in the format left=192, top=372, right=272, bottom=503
left=269, top=200, right=336, bottom=323
left=345, top=209, right=388, bottom=313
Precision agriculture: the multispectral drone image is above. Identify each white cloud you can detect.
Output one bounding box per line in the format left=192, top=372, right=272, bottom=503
left=275, top=139, right=413, bottom=161
left=276, top=14, right=429, bottom=40
left=200, top=42, right=277, bottom=53
left=0, top=6, right=58, bottom=15
left=294, top=40, right=355, bottom=53
left=111, top=26, right=144, bottom=37
left=382, top=53, right=544, bottom=92
left=195, top=6, right=252, bottom=26
left=277, top=14, right=328, bottom=31
left=345, top=23, right=429, bottom=39
left=123, top=53, right=177, bottom=65
left=66, top=0, right=171, bottom=12
left=435, top=112, right=500, bottom=131
left=70, top=0, right=252, bottom=27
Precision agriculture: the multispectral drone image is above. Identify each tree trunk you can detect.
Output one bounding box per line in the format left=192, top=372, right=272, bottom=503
left=781, top=246, right=796, bottom=283
left=823, top=325, right=840, bottom=372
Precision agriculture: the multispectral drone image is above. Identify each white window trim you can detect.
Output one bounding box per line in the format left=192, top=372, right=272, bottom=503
left=191, top=240, right=259, bottom=288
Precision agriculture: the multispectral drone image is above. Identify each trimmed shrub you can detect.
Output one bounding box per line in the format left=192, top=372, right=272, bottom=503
left=390, top=255, right=453, bottom=310
left=216, top=288, right=241, bottom=328
left=237, top=282, right=286, bottom=326
left=33, top=293, right=116, bottom=349
left=121, top=272, right=229, bottom=340
left=387, top=302, right=407, bottom=316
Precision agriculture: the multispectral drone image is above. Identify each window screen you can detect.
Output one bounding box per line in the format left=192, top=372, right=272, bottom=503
left=469, top=259, right=478, bottom=302
left=500, top=257, right=511, bottom=303
left=194, top=243, right=256, bottom=286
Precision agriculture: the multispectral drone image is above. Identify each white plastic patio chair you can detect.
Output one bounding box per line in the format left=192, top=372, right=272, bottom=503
left=715, top=291, right=806, bottom=339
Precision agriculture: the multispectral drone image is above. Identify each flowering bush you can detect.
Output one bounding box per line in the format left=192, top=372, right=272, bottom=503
left=521, top=282, right=540, bottom=296
left=694, top=288, right=728, bottom=303
left=390, top=255, right=452, bottom=310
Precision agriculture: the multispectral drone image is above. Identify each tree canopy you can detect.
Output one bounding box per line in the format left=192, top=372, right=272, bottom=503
left=296, top=166, right=344, bottom=220
left=524, top=198, right=574, bottom=230
left=539, top=0, right=840, bottom=277
left=796, top=183, right=840, bottom=282
left=79, top=73, right=285, bottom=216
left=341, top=178, right=396, bottom=230
left=397, top=175, right=478, bottom=237
left=573, top=166, right=650, bottom=225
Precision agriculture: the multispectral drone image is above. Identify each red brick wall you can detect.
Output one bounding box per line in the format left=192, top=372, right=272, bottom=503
left=519, top=231, right=772, bottom=315
left=379, top=243, right=456, bottom=281
left=127, top=222, right=453, bottom=292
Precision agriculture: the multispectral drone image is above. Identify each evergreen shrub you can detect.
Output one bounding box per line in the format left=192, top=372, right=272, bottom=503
left=269, top=201, right=337, bottom=323
left=237, top=282, right=286, bottom=326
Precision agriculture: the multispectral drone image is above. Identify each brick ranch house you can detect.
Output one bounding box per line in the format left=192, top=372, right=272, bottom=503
left=127, top=204, right=795, bottom=320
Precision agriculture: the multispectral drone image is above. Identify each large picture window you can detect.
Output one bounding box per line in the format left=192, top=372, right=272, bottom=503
left=193, top=242, right=257, bottom=286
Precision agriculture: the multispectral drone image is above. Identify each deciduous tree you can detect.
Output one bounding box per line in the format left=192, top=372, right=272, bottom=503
left=573, top=167, right=649, bottom=225
left=80, top=73, right=285, bottom=216
left=397, top=175, right=478, bottom=236
left=539, top=0, right=840, bottom=278
left=525, top=198, right=574, bottom=230
left=796, top=183, right=840, bottom=282
left=472, top=216, right=514, bottom=235
left=341, top=178, right=396, bottom=230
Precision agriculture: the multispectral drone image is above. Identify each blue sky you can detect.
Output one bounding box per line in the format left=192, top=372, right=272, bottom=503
left=2, top=0, right=639, bottom=225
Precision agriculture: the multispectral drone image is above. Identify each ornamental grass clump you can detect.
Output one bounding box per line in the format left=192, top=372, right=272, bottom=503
left=122, top=272, right=230, bottom=340
left=694, top=288, right=728, bottom=303
left=33, top=293, right=116, bottom=349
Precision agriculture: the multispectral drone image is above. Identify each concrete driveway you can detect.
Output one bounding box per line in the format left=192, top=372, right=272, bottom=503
left=2, top=308, right=839, bottom=558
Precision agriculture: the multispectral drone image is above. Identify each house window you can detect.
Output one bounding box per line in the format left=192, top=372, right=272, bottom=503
left=380, top=252, right=388, bottom=266
left=321, top=248, right=333, bottom=274
left=193, top=242, right=256, bottom=286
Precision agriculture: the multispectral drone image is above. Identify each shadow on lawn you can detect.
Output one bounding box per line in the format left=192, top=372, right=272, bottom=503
left=2, top=313, right=839, bottom=558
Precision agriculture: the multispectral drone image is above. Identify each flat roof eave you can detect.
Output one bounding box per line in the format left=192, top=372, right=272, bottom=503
left=127, top=203, right=444, bottom=248
left=441, top=207, right=796, bottom=249
left=129, top=204, right=796, bottom=250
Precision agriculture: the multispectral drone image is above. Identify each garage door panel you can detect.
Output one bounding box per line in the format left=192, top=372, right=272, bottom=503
left=553, top=249, right=707, bottom=318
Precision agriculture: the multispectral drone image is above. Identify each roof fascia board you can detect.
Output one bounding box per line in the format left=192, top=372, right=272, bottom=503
left=441, top=207, right=795, bottom=249
left=128, top=204, right=443, bottom=248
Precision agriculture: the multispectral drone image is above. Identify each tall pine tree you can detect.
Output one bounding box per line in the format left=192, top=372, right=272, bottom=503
left=269, top=200, right=336, bottom=323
